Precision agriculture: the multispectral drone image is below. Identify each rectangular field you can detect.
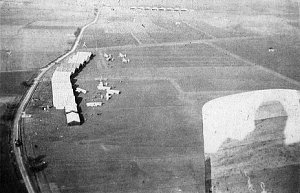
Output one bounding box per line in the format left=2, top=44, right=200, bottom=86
left=148, top=17, right=213, bottom=42
left=0, top=1, right=93, bottom=72
left=213, top=36, right=300, bottom=82
left=81, top=31, right=139, bottom=48
left=101, top=43, right=252, bottom=69
left=0, top=71, right=38, bottom=96
left=177, top=66, right=300, bottom=92
left=0, top=51, right=63, bottom=71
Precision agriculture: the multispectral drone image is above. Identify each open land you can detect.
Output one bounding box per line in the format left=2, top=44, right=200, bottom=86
left=21, top=2, right=300, bottom=193
left=0, top=100, right=28, bottom=193
left=2, top=0, right=299, bottom=192
left=0, top=0, right=97, bottom=192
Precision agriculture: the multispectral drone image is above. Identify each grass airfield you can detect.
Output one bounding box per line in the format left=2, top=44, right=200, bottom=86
left=6, top=0, right=300, bottom=193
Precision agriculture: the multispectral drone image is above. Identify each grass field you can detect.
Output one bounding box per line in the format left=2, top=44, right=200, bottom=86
left=148, top=17, right=213, bottom=43
left=0, top=51, right=63, bottom=71
left=0, top=1, right=93, bottom=72
left=101, top=43, right=251, bottom=69
left=25, top=38, right=300, bottom=192
left=81, top=31, right=139, bottom=48
left=0, top=71, right=38, bottom=97
left=0, top=97, right=28, bottom=193
left=213, top=35, right=300, bottom=82
left=24, top=77, right=204, bottom=193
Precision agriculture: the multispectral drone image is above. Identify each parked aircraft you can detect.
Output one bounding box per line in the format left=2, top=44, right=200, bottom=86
left=6, top=50, right=12, bottom=56
left=118, top=52, right=127, bottom=58
left=82, top=42, right=87, bottom=48
left=122, top=57, right=130, bottom=63
left=97, top=81, right=111, bottom=90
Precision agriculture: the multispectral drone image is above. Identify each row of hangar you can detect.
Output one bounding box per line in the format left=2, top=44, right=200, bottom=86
left=51, top=51, right=92, bottom=126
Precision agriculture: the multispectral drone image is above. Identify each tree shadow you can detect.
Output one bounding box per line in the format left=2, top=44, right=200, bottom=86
left=0, top=102, right=18, bottom=122
left=27, top=155, right=48, bottom=172
left=205, top=156, right=212, bottom=192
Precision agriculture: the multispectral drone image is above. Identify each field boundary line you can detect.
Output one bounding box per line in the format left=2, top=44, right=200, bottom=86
left=204, top=42, right=300, bottom=87
left=12, top=9, right=100, bottom=193
left=181, top=20, right=216, bottom=39
left=0, top=69, right=38, bottom=73
left=130, top=31, right=142, bottom=45
left=100, top=35, right=265, bottom=50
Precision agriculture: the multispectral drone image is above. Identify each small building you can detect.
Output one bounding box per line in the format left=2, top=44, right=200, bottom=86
left=76, top=87, right=87, bottom=94
left=66, top=112, right=80, bottom=126
left=107, top=89, right=120, bottom=95
left=65, top=102, right=78, bottom=114
left=86, top=102, right=103, bottom=107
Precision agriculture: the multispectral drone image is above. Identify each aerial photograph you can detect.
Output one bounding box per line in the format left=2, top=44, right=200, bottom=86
left=0, top=0, right=299, bottom=192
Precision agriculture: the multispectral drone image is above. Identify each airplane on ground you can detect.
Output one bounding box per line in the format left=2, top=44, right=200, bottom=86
left=118, top=52, right=127, bottom=58
left=122, top=57, right=130, bottom=63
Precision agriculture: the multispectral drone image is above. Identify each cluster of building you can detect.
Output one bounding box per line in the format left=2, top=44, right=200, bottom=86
left=51, top=51, right=92, bottom=126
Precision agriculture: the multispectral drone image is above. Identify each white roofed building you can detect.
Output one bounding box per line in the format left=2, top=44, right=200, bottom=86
left=68, top=52, right=92, bottom=65
left=107, top=89, right=120, bottom=95
left=65, top=101, right=78, bottom=114
left=56, top=64, right=76, bottom=74
left=66, top=112, right=80, bottom=126
left=51, top=51, right=93, bottom=126
left=53, top=91, right=75, bottom=109
left=51, top=71, right=72, bottom=83
left=51, top=82, right=73, bottom=90
left=86, top=102, right=103, bottom=107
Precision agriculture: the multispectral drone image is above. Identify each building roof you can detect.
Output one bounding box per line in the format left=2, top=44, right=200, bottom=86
left=65, top=102, right=78, bottom=113
left=51, top=71, right=72, bottom=83
left=68, top=52, right=92, bottom=64
left=66, top=112, right=80, bottom=125
left=52, top=91, right=75, bottom=109
left=51, top=82, right=73, bottom=90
